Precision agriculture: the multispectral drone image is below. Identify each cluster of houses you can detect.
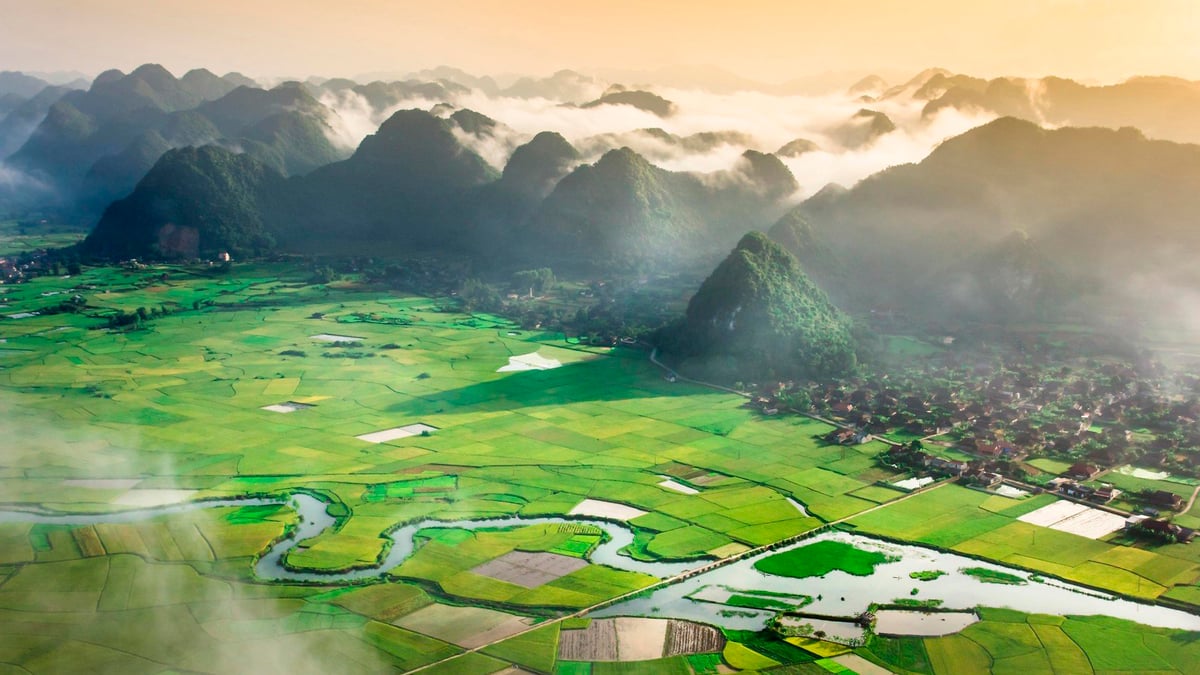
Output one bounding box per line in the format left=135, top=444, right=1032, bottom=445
left=748, top=355, right=1200, bottom=484
left=0, top=255, right=30, bottom=283
left=1045, top=475, right=1120, bottom=505
left=1128, top=516, right=1197, bottom=543
left=880, top=444, right=1008, bottom=489
left=886, top=441, right=1189, bottom=508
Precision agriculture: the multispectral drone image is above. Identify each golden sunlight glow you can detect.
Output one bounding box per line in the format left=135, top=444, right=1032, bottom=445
left=1, top=0, right=1197, bottom=82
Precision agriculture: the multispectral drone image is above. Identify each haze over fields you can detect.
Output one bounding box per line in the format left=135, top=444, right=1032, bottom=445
left=6, top=3, right=1200, bottom=675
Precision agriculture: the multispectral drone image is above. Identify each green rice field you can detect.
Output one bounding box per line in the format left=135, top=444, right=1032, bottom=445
left=0, top=261, right=896, bottom=672
left=4, top=259, right=1200, bottom=673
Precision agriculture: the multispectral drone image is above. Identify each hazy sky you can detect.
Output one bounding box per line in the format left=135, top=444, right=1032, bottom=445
left=1, top=0, right=1197, bottom=84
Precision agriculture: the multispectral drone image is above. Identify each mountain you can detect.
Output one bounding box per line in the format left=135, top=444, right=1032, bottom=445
left=532, top=146, right=796, bottom=269
left=647, top=129, right=755, bottom=153
left=222, top=72, right=259, bottom=89
left=236, top=108, right=343, bottom=176
left=579, top=87, right=676, bottom=117
left=179, top=68, right=240, bottom=102
left=0, top=85, right=76, bottom=157
left=502, top=69, right=604, bottom=102
left=776, top=138, right=820, bottom=157
left=78, top=105, right=799, bottom=269
left=463, top=131, right=581, bottom=258
left=931, top=230, right=1073, bottom=321
left=767, top=210, right=840, bottom=288
left=449, top=108, right=500, bottom=138
left=793, top=117, right=1200, bottom=317
left=279, top=108, right=498, bottom=250
left=397, top=66, right=500, bottom=96
left=311, top=78, right=469, bottom=112
left=880, top=67, right=953, bottom=100
left=0, top=72, right=51, bottom=98
left=7, top=64, right=244, bottom=202
left=532, top=147, right=707, bottom=266
left=493, top=131, right=580, bottom=202
left=733, top=150, right=798, bottom=200
left=82, top=145, right=285, bottom=260
left=913, top=73, right=988, bottom=101
left=922, top=75, right=1200, bottom=144
left=82, top=107, right=501, bottom=259
left=659, top=231, right=857, bottom=379
left=191, top=82, right=325, bottom=136
left=829, top=109, right=895, bottom=149
left=0, top=94, right=25, bottom=119
left=79, top=83, right=340, bottom=211
left=7, top=76, right=343, bottom=218
left=848, top=75, right=888, bottom=98
left=577, top=128, right=755, bottom=163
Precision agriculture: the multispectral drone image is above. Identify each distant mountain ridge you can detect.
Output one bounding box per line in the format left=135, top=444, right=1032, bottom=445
left=4, top=66, right=343, bottom=219
left=921, top=74, right=1200, bottom=144
left=82, top=107, right=798, bottom=269
left=789, top=116, right=1200, bottom=319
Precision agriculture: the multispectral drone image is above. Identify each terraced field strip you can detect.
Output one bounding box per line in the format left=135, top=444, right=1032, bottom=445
left=407, top=481, right=949, bottom=673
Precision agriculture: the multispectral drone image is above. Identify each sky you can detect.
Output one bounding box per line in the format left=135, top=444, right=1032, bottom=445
left=1, top=0, right=1197, bottom=85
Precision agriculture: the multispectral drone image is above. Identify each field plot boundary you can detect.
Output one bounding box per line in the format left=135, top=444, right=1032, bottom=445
left=471, top=550, right=589, bottom=588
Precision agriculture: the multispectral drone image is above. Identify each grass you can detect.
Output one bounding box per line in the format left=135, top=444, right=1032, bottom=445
left=331, top=581, right=434, bottom=619
left=0, top=552, right=450, bottom=673
left=924, top=634, right=992, bottom=674
left=909, top=570, right=946, bottom=581
left=591, top=657, right=691, bottom=675
left=480, top=621, right=560, bottom=673
left=868, top=608, right=1200, bottom=675
left=10, top=260, right=1198, bottom=670
left=864, top=635, right=932, bottom=674
left=847, top=484, right=1200, bottom=603
left=0, top=221, right=87, bottom=255
left=754, top=540, right=896, bottom=578
left=725, top=593, right=811, bottom=611
left=961, top=567, right=1026, bottom=585
left=393, top=603, right=528, bottom=646
left=722, top=641, right=780, bottom=670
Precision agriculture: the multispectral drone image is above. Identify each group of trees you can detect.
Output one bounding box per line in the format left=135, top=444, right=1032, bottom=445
left=510, top=268, right=556, bottom=295
left=105, top=303, right=180, bottom=329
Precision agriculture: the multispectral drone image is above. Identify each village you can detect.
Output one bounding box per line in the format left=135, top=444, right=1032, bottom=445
left=748, top=351, right=1200, bottom=544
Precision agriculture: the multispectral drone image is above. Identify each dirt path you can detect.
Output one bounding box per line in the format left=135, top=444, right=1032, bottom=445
left=1184, top=484, right=1200, bottom=515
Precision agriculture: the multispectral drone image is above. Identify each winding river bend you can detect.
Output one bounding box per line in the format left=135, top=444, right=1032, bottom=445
left=4, top=494, right=1200, bottom=632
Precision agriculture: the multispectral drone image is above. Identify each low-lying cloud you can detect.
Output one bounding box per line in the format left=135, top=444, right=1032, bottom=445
left=0, top=162, right=53, bottom=214
left=315, top=82, right=998, bottom=197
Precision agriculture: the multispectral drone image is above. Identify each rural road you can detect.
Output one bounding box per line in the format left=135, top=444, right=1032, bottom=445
left=1185, top=484, right=1200, bottom=515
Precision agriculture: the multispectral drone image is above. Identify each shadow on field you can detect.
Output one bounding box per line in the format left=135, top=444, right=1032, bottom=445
left=386, top=356, right=706, bottom=414
left=1170, top=630, right=1200, bottom=647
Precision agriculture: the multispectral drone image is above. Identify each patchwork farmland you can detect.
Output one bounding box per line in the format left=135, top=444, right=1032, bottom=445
left=3, top=260, right=1200, bottom=673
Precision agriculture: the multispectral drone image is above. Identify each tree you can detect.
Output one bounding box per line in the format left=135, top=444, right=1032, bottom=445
left=511, top=268, right=556, bottom=295
left=308, top=265, right=338, bottom=285
left=459, top=278, right=502, bottom=312
left=781, top=389, right=812, bottom=411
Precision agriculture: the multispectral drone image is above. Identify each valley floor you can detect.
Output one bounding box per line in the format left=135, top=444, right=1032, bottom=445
left=1, top=260, right=1199, bottom=674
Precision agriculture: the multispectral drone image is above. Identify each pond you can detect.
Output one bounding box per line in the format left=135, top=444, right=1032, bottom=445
left=873, top=609, right=979, bottom=636
left=591, top=531, right=1200, bottom=633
